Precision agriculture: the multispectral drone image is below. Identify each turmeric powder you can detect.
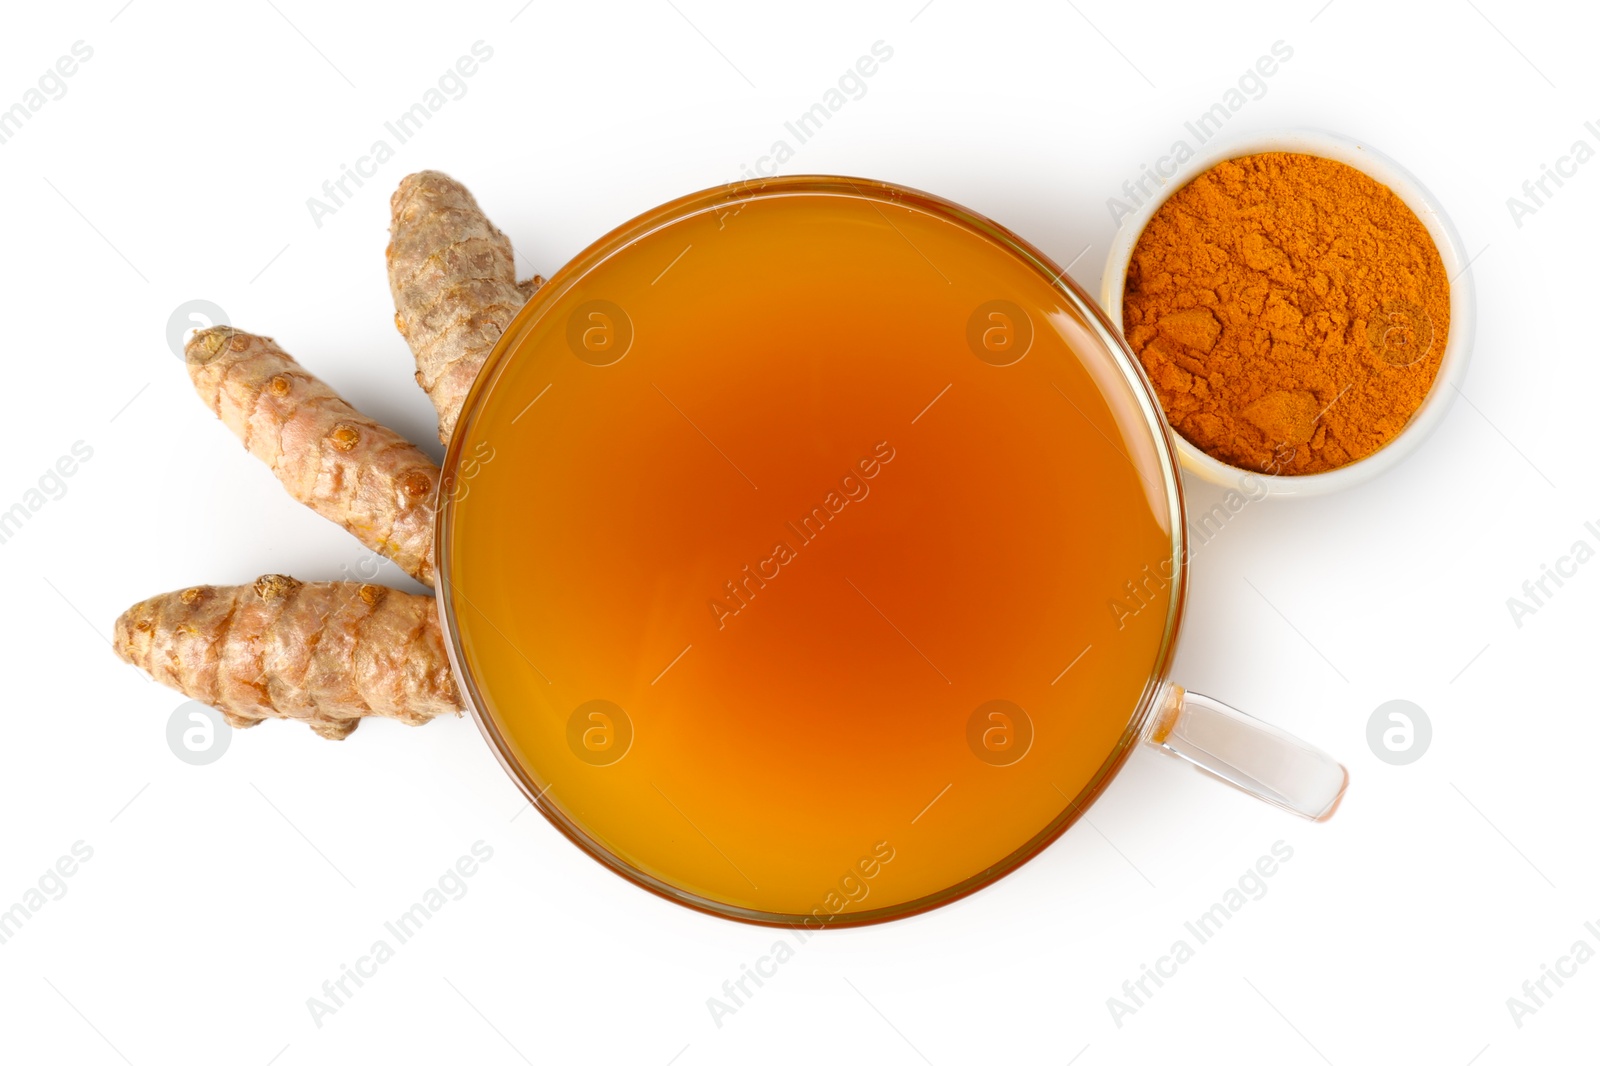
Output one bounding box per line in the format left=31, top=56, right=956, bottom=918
left=1122, top=152, right=1451, bottom=474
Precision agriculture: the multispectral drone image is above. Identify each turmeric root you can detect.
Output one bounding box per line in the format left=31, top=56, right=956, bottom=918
left=117, top=170, right=544, bottom=738
left=114, top=575, right=459, bottom=740
left=186, top=327, right=440, bottom=587
left=386, top=170, right=538, bottom=443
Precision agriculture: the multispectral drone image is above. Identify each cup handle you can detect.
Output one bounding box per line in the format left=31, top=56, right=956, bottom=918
left=1146, top=686, right=1348, bottom=821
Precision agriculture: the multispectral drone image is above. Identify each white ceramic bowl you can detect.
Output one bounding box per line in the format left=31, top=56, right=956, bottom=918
left=1099, top=128, right=1476, bottom=498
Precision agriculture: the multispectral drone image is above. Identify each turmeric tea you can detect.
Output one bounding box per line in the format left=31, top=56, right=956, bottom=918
left=1122, top=152, right=1451, bottom=474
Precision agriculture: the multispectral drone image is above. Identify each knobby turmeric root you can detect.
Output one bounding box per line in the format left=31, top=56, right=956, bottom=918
left=186, top=327, right=441, bottom=587
left=117, top=169, right=536, bottom=738
left=114, top=576, right=460, bottom=740
left=387, top=170, right=542, bottom=443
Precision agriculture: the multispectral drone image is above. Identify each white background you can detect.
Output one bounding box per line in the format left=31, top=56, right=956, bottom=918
left=1, top=1, right=1592, bottom=1063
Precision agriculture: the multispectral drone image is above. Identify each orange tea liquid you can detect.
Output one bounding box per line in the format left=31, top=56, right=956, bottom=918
left=444, top=184, right=1179, bottom=921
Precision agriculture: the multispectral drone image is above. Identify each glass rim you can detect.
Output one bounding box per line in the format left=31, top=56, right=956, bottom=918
left=435, top=174, right=1192, bottom=927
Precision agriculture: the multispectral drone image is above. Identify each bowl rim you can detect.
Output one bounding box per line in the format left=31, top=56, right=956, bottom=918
left=1098, top=127, right=1477, bottom=498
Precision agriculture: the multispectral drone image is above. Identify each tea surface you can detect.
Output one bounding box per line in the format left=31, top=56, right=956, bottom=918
left=446, top=187, right=1178, bottom=920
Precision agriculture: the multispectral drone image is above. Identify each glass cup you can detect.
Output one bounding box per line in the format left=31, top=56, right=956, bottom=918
left=437, top=176, right=1348, bottom=927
